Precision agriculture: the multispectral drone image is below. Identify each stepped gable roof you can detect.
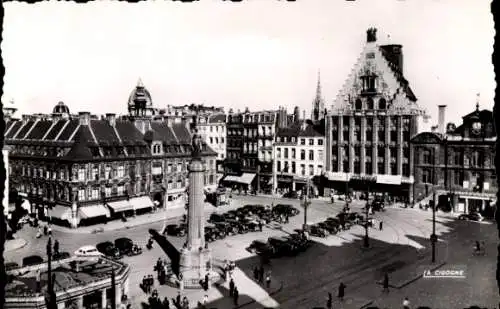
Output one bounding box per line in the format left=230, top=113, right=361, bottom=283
left=26, top=120, right=53, bottom=140
left=64, top=126, right=95, bottom=160
left=90, top=120, right=120, bottom=143
left=57, top=120, right=79, bottom=141
left=115, top=121, right=146, bottom=145
left=379, top=46, right=417, bottom=102
left=299, top=123, right=325, bottom=137
left=5, top=121, right=22, bottom=139
left=44, top=120, right=67, bottom=140
left=150, top=122, right=179, bottom=144
left=276, top=120, right=304, bottom=138
left=209, top=114, right=226, bottom=123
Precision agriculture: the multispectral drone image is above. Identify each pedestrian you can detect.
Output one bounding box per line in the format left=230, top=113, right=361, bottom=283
left=265, top=271, right=271, bottom=288
left=233, top=287, right=239, bottom=306
left=259, top=265, right=264, bottom=283
left=379, top=221, right=383, bottom=231
left=285, top=214, right=289, bottom=224
left=259, top=220, right=263, bottom=232
left=229, top=278, right=235, bottom=297
left=53, top=240, right=60, bottom=256
left=338, top=282, right=345, bottom=301
left=383, top=273, right=389, bottom=293
left=403, top=297, right=410, bottom=309
left=326, top=292, right=333, bottom=309
left=141, top=276, right=146, bottom=292
left=48, top=225, right=52, bottom=235
left=43, top=225, right=48, bottom=235
left=203, top=294, right=208, bottom=305
left=176, top=292, right=181, bottom=306
left=163, top=297, right=170, bottom=309
left=204, top=273, right=209, bottom=291
left=182, top=296, right=189, bottom=309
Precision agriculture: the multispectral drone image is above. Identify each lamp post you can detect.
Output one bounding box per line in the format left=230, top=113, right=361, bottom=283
left=431, top=191, right=437, bottom=263
left=303, top=178, right=311, bottom=230
left=45, top=236, right=57, bottom=309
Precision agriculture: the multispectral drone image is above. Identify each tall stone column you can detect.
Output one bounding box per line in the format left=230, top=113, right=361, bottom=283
left=101, top=288, right=107, bottom=309
left=385, top=116, right=391, bottom=175
left=349, top=116, right=355, bottom=173
left=186, top=159, right=205, bottom=250
left=373, top=117, right=379, bottom=174
left=77, top=296, right=83, bottom=309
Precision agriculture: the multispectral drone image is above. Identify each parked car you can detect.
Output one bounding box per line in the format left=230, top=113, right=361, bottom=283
left=213, top=222, right=231, bottom=238
left=53, top=251, right=71, bottom=260
left=165, top=224, right=186, bottom=237
left=309, top=224, right=328, bottom=238
left=458, top=213, right=484, bottom=221
left=241, top=218, right=260, bottom=232
left=319, top=221, right=340, bottom=234
left=226, top=219, right=248, bottom=234
left=333, top=214, right=353, bottom=229
left=268, top=236, right=297, bottom=256
left=273, top=204, right=300, bottom=216
left=205, top=226, right=218, bottom=243
left=114, top=238, right=136, bottom=255
left=208, top=213, right=225, bottom=224
left=282, top=191, right=299, bottom=199
left=346, top=212, right=363, bottom=224
left=96, top=241, right=122, bottom=259
left=242, top=204, right=266, bottom=216
left=247, top=240, right=275, bottom=256
left=222, top=212, right=238, bottom=221
left=23, top=255, right=44, bottom=267
left=74, top=246, right=102, bottom=257
left=5, top=262, right=19, bottom=271
left=285, top=233, right=310, bottom=251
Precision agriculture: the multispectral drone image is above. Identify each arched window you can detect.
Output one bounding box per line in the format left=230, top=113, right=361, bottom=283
left=367, top=98, right=374, bottom=110
left=379, top=98, right=387, bottom=110
left=355, top=99, right=362, bottom=110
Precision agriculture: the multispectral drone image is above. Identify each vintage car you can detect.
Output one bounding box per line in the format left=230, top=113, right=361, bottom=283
left=165, top=224, right=186, bottom=237
left=114, top=238, right=142, bottom=256
left=247, top=240, right=276, bottom=256
left=96, top=241, right=122, bottom=259
left=272, top=204, right=300, bottom=217
left=268, top=236, right=297, bottom=256
left=208, top=213, right=225, bottom=224
left=284, top=233, right=310, bottom=251
left=458, top=213, right=483, bottom=221
left=205, top=226, right=219, bottom=243
left=309, top=224, right=328, bottom=238
left=318, top=221, right=339, bottom=235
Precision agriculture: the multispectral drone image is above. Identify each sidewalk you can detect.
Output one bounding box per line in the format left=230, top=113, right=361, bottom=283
left=5, top=238, right=28, bottom=252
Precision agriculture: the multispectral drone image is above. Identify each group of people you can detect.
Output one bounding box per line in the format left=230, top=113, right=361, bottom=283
left=141, top=275, right=156, bottom=294
left=252, top=265, right=272, bottom=288
left=222, top=260, right=236, bottom=280
left=155, top=258, right=169, bottom=285
left=228, top=278, right=240, bottom=306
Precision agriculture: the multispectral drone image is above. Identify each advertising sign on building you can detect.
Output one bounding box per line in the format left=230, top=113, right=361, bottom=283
left=376, top=175, right=402, bottom=185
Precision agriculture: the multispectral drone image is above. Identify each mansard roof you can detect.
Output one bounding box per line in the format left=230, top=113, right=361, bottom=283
left=209, top=113, right=226, bottom=123
left=276, top=121, right=304, bottom=138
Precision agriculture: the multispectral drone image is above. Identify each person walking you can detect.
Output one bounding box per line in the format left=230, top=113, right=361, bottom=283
left=326, top=292, right=333, bottom=309
left=403, top=297, right=410, bottom=309
left=182, top=296, right=189, bottom=309
left=229, top=278, right=235, bottom=297
left=265, top=271, right=271, bottom=288
left=379, top=220, right=383, bottom=231
left=285, top=214, right=289, bottom=224
left=53, top=240, right=60, bottom=256
left=233, top=287, right=239, bottom=306
left=338, top=282, right=346, bottom=301
left=176, top=292, right=181, bottom=307
left=162, top=297, right=170, bottom=309
left=383, top=273, right=389, bottom=293
left=259, top=220, right=263, bottom=232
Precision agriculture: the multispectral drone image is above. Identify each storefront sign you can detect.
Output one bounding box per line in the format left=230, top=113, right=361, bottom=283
left=350, top=175, right=377, bottom=183
left=326, top=172, right=350, bottom=182
left=376, top=175, right=402, bottom=185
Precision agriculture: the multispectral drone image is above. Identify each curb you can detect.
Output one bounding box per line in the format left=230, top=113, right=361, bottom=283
left=5, top=238, right=28, bottom=252
left=359, top=300, right=374, bottom=309
left=235, top=281, right=284, bottom=309
left=375, top=261, right=447, bottom=289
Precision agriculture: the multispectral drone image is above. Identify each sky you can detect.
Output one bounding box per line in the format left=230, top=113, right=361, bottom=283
left=1, top=0, right=495, bottom=127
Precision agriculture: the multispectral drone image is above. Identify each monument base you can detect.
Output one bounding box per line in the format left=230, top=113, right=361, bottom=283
left=178, top=247, right=220, bottom=289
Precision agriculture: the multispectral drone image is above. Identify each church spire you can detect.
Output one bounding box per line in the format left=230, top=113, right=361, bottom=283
left=312, top=70, right=325, bottom=121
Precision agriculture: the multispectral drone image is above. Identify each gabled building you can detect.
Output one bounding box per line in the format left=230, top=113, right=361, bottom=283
left=411, top=101, right=496, bottom=216
left=196, top=113, right=227, bottom=183
left=324, top=28, right=426, bottom=202
left=4, top=81, right=217, bottom=228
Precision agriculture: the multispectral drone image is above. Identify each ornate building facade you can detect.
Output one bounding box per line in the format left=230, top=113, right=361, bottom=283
left=411, top=102, right=497, bottom=215
left=324, top=28, right=426, bottom=201
left=4, top=81, right=217, bottom=228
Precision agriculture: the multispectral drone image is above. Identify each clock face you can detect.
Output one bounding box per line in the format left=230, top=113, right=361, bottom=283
left=472, top=122, right=482, bottom=135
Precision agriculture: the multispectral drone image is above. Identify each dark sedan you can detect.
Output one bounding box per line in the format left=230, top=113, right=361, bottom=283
left=273, top=204, right=300, bottom=216
left=114, top=237, right=135, bottom=255
left=208, top=213, right=225, bottom=224
left=318, top=221, right=339, bottom=234
left=96, top=242, right=122, bottom=259
left=165, top=224, right=186, bottom=237
left=247, top=240, right=276, bottom=256
left=458, top=213, right=483, bottom=221
left=205, top=226, right=219, bottom=243
left=23, top=255, right=43, bottom=267
left=284, top=233, right=310, bottom=251
left=268, top=236, right=297, bottom=256
left=309, top=224, right=327, bottom=238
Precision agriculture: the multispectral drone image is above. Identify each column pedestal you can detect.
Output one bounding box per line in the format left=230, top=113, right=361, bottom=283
left=179, top=247, right=219, bottom=289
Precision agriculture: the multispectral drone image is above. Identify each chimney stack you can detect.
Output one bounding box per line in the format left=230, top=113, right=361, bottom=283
left=438, top=105, right=446, bottom=134
left=106, top=113, right=116, bottom=127
left=78, top=112, right=91, bottom=126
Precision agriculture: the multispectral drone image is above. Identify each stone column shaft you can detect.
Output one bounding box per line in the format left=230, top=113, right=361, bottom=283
left=101, top=288, right=107, bottom=309
left=187, top=159, right=205, bottom=250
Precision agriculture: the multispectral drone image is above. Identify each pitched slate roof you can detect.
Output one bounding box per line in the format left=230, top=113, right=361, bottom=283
left=90, top=120, right=120, bottom=143
left=5, top=121, right=22, bottom=139
left=172, top=123, right=191, bottom=144
left=65, top=126, right=95, bottom=160
left=16, top=121, right=36, bottom=139
left=150, top=122, right=178, bottom=144
left=115, top=121, right=146, bottom=145
left=276, top=121, right=304, bottom=138
left=298, top=123, right=325, bottom=137
left=26, top=120, right=53, bottom=140
left=57, top=120, right=79, bottom=141
left=209, top=114, right=226, bottom=123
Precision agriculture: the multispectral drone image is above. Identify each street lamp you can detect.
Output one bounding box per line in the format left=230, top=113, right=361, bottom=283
left=430, top=191, right=437, bottom=263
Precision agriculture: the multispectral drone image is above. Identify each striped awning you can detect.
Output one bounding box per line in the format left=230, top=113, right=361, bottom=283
left=223, top=173, right=256, bottom=185
left=49, top=205, right=72, bottom=221
left=107, top=200, right=134, bottom=212
left=79, top=204, right=110, bottom=219
left=129, top=196, right=154, bottom=210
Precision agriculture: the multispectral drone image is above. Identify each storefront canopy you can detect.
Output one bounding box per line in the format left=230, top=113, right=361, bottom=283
left=224, top=173, right=256, bottom=185
left=79, top=204, right=110, bottom=219
left=129, top=196, right=154, bottom=210
left=49, top=205, right=72, bottom=221
left=107, top=200, right=134, bottom=213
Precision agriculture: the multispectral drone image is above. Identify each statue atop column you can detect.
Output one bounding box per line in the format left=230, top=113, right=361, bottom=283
left=367, top=27, right=377, bottom=43
left=191, top=130, right=203, bottom=159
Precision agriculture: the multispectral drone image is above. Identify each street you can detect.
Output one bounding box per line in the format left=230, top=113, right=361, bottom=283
left=6, top=194, right=498, bottom=309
